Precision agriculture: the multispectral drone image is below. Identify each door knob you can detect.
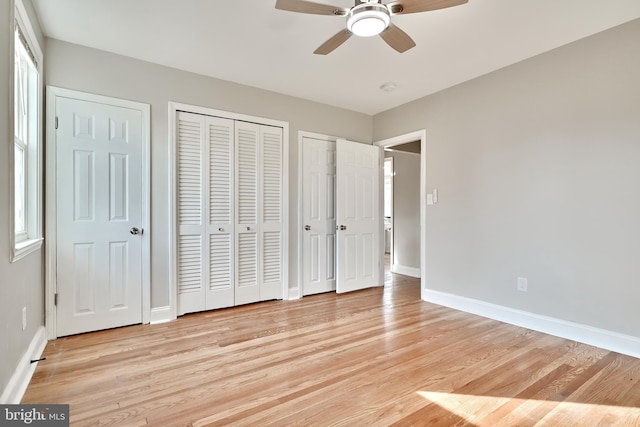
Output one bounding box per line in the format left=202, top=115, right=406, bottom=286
left=130, top=227, right=143, bottom=235
left=339, top=225, right=347, bottom=231
left=304, top=225, right=311, bottom=231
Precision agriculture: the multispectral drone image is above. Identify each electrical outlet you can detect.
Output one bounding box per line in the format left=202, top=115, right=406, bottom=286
left=22, top=307, right=27, bottom=331
left=517, top=277, right=528, bottom=292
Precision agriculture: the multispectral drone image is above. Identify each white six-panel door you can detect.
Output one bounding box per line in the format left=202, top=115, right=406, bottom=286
left=302, top=137, right=337, bottom=295
left=56, top=96, right=144, bottom=336
left=336, top=139, right=382, bottom=293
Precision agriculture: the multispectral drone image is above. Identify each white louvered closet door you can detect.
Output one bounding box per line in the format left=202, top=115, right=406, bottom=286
left=260, top=125, right=284, bottom=301
left=177, top=112, right=235, bottom=315
left=234, top=121, right=284, bottom=305
left=205, top=116, right=235, bottom=310
left=177, top=112, right=206, bottom=314
left=235, top=122, right=260, bottom=305
left=177, top=112, right=284, bottom=313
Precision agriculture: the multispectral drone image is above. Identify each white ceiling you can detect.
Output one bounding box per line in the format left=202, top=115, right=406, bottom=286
left=32, top=0, right=640, bottom=115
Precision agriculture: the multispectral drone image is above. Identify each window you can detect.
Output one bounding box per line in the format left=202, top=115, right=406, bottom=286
left=10, top=0, right=43, bottom=262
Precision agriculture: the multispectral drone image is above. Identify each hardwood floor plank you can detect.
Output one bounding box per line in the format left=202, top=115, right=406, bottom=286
left=228, top=325, right=527, bottom=425
left=22, top=270, right=640, bottom=426
left=475, top=363, right=574, bottom=425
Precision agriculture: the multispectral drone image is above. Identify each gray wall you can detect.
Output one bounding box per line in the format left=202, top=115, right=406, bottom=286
left=0, top=0, right=46, bottom=399
left=385, top=151, right=420, bottom=271
left=374, top=19, right=640, bottom=337
left=45, top=39, right=373, bottom=309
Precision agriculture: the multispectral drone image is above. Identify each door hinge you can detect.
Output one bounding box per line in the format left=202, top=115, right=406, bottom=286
left=54, top=293, right=58, bottom=306
left=55, top=117, right=58, bottom=129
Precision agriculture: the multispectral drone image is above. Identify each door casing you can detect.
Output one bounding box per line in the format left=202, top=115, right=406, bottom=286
left=45, top=86, right=151, bottom=340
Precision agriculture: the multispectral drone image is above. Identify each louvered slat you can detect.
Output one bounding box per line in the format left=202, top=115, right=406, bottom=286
left=210, top=234, right=231, bottom=290
left=237, top=234, right=257, bottom=288
left=237, top=128, right=257, bottom=225
left=263, top=231, right=282, bottom=283
left=178, top=235, right=202, bottom=294
left=178, top=118, right=202, bottom=225
left=262, top=130, right=282, bottom=223
left=209, top=123, right=232, bottom=224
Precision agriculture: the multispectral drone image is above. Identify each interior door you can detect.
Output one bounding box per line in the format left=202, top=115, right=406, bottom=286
left=176, top=112, right=235, bottom=315
left=176, top=114, right=283, bottom=312
left=302, top=137, right=336, bottom=295
left=56, top=96, right=143, bottom=336
left=258, top=125, right=284, bottom=301
left=207, top=116, right=236, bottom=309
left=235, top=121, right=260, bottom=305
left=336, top=139, right=382, bottom=293
left=235, top=122, right=285, bottom=304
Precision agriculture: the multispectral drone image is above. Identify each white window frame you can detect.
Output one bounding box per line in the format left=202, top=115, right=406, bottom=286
left=10, top=0, right=43, bottom=262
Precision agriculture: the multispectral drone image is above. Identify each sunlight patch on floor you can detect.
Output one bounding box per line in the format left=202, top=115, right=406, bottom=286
left=416, top=391, right=640, bottom=426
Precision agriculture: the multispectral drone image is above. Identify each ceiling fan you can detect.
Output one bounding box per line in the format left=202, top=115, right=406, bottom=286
left=275, top=0, right=468, bottom=55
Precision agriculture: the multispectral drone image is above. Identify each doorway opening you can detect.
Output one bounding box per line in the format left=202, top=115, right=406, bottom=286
left=375, top=130, right=426, bottom=299
left=383, top=157, right=393, bottom=271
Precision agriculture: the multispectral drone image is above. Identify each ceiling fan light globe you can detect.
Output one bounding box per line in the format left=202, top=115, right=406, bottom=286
left=346, top=4, right=391, bottom=37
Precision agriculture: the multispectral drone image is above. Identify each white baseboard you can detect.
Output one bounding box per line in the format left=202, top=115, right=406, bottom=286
left=391, top=264, right=421, bottom=278
left=149, top=306, right=172, bottom=324
left=0, top=326, right=47, bottom=404
left=423, top=288, right=640, bottom=359
left=288, top=286, right=301, bottom=300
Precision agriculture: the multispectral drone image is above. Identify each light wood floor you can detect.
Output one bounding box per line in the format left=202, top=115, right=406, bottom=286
left=24, top=269, right=640, bottom=426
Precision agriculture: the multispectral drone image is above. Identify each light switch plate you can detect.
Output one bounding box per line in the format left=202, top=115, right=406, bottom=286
left=517, top=277, right=528, bottom=292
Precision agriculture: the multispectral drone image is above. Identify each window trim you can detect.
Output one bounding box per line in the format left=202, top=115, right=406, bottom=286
left=9, top=0, right=43, bottom=262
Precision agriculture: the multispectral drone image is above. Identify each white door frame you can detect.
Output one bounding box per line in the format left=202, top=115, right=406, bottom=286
left=45, top=86, right=151, bottom=340
left=168, top=102, right=290, bottom=319
left=374, top=130, right=427, bottom=298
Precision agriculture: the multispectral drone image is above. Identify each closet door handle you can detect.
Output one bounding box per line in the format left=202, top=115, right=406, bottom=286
left=339, top=225, right=347, bottom=231
left=304, top=225, right=311, bottom=231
